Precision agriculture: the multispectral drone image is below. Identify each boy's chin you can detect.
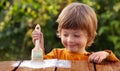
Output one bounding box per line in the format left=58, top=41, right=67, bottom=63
left=67, top=48, right=78, bottom=53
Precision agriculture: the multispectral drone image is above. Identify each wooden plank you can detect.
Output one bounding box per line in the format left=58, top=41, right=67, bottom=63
left=0, top=60, right=118, bottom=71
left=110, top=62, right=120, bottom=71
left=57, top=68, right=70, bottom=71
left=88, top=62, right=95, bottom=71
left=0, top=61, right=20, bottom=71
left=55, top=60, right=71, bottom=71
left=16, top=67, right=55, bottom=71
left=16, top=60, right=56, bottom=71
left=16, top=60, right=95, bottom=71
left=95, top=62, right=114, bottom=71
left=71, top=60, right=94, bottom=71
left=57, top=60, right=94, bottom=71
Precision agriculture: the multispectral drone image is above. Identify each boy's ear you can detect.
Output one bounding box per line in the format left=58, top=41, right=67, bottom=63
left=87, top=35, right=94, bottom=46
left=87, top=32, right=97, bottom=46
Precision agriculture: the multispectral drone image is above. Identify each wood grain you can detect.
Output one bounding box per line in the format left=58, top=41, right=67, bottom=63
left=0, top=60, right=120, bottom=71
left=0, top=61, right=20, bottom=71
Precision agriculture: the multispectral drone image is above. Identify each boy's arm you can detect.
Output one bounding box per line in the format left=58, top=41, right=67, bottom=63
left=44, top=48, right=57, bottom=59
left=88, top=50, right=120, bottom=63
left=104, top=50, right=120, bottom=62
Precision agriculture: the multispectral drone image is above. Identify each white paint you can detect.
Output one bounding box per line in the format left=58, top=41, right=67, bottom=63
left=12, top=61, right=21, bottom=67
left=56, top=60, right=71, bottom=68
left=12, top=59, right=71, bottom=69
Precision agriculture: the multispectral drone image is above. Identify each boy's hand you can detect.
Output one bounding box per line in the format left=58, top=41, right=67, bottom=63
left=32, top=26, right=44, bottom=50
left=32, top=30, right=41, bottom=44
left=88, top=51, right=109, bottom=63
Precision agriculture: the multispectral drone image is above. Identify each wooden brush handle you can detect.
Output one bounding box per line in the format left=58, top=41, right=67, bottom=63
left=35, top=24, right=41, bottom=49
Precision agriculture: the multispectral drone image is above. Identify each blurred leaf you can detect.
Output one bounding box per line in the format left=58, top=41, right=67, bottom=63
left=0, top=0, right=120, bottom=60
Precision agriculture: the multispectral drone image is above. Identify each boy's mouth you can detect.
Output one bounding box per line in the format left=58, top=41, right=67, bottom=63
left=67, top=45, right=76, bottom=48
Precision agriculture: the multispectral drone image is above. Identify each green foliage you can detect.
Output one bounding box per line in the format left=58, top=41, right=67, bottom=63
left=86, top=0, right=120, bottom=58
left=0, top=0, right=120, bottom=60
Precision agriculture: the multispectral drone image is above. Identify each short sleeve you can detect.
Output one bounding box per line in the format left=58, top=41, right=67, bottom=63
left=105, top=50, right=120, bottom=62
left=44, top=48, right=57, bottom=59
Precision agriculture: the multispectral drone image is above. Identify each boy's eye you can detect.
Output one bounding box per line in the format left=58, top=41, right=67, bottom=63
left=74, top=34, right=80, bottom=37
left=63, top=34, right=68, bottom=37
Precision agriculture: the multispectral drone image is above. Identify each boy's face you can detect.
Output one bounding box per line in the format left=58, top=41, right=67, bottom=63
left=60, top=29, right=88, bottom=53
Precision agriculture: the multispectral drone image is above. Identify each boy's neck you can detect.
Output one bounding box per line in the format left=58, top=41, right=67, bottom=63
left=65, top=48, right=88, bottom=54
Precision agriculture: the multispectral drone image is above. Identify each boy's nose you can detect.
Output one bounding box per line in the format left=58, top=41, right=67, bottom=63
left=67, top=36, right=74, bottom=43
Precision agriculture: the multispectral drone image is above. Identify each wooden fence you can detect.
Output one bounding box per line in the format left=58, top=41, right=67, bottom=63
left=0, top=59, right=120, bottom=71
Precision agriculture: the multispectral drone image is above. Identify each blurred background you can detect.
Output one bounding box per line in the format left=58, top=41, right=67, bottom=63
left=0, top=0, right=120, bottom=61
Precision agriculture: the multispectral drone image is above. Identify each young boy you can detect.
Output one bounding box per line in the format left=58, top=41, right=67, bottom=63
left=32, top=2, right=119, bottom=63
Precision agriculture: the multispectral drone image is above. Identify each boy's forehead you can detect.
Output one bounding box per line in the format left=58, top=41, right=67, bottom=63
left=61, top=29, right=88, bottom=36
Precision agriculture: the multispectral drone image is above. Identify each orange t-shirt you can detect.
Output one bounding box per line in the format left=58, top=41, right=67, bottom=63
left=44, top=48, right=120, bottom=62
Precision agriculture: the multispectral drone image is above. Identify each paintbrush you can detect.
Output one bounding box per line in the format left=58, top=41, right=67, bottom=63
left=31, top=24, right=43, bottom=61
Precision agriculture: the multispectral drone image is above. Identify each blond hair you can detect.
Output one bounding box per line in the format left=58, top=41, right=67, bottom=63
left=56, top=2, right=97, bottom=47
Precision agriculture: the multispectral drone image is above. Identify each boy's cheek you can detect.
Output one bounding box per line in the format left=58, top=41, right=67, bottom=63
left=61, top=39, right=67, bottom=46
